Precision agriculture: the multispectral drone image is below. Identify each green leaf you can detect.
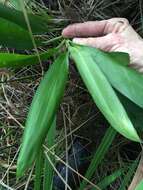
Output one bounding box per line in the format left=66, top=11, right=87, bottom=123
left=96, top=169, right=123, bottom=190
left=89, top=47, right=143, bottom=108
left=79, top=127, right=116, bottom=190
left=135, top=180, right=143, bottom=190
left=17, top=53, right=69, bottom=177
left=0, top=48, right=56, bottom=68
left=34, top=148, right=44, bottom=190
left=0, top=17, right=41, bottom=50
left=43, top=118, right=56, bottom=190
left=117, top=92, right=143, bottom=133
left=69, top=44, right=140, bottom=142
left=0, top=3, right=56, bottom=34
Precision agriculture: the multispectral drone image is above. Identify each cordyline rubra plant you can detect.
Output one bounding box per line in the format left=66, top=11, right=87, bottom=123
left=1, top=1, right=143, bottom=190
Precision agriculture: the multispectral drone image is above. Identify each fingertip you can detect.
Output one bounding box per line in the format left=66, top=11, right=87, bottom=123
left=72, top=38, right=79, bottom=43
left=62, top=26, right=72, bottom=38
left=62, top=28, right=68, bottom=37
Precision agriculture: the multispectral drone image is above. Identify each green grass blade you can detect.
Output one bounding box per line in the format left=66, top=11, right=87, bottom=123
left=79, top=127, right=116, bottom=190
left=17, top=52, right=69, bottom=177
left=94, top=169, right=123, bottom=190
left=0, top=17, right=41, bottom=50
left=69, top=44, right=140, bottom=142
left=43, top=118, right=56, bottom=190
left=89, top=47, right=143, bottom=108
left=135, top=180, right=143, bottom=190
left=118, top=158, right=139, bottom=190
left=34, top=148, right=44, bottom=190
left=0, top=48, right=56, bottom=68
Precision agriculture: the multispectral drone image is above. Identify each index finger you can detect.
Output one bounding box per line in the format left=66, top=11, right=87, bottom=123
left=62, top=18, right=129, bottom=38
left=62, top=20, right=108, bottom=38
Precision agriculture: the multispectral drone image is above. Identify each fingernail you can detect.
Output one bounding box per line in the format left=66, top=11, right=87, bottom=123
left=73, top=38, right=83, bottom=44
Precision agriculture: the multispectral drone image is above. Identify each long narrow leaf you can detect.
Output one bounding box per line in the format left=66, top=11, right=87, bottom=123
left=96, top=169, right=123, bottom=190
left=118, top=158, right=139, bottom=190
left=34, top=148, right=44, bottom=190
left=79, top=127, right=116, bottom=190
left=69, top=44, right=140, bottom=142
left=117, top=92, right=143, bottom=133
left=17, top=52, right=69, bottom=177
left=89, top=47, right=143, bottom=108
left=43, top=118, right=56, bottom=190
left=0, top=48, right=56, bottom=68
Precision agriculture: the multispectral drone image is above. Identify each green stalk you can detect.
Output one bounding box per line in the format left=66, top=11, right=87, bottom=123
left=118, top=158, right=139, bottom=190
left=43, top=118, right=56, bottom=190
left=92, top=169, right=123, bottom=190
left=79, top=127, right=117, bottom=190
left=34, top=148, right=44, bottom=190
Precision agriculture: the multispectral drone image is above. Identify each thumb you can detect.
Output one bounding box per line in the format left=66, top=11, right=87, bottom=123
left=73, top=33, right=121, bottom=51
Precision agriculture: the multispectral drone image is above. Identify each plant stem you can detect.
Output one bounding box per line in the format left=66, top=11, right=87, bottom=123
left=34, top=148, right=44, bottom=190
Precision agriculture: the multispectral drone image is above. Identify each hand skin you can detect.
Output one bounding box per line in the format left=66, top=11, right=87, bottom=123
left=62, top=18, right=143, bottom=73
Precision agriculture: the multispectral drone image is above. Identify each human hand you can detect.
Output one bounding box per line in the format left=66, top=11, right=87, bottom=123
left=62, top=18, right=143, bottom=72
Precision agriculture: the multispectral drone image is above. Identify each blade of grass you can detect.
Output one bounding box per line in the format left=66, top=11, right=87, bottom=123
left=17, top=52, right=69, bottom=177
left=79, top=126, right=116, bottom=190
left=92, top=169, right=123, bottom=190
left=69, top=44, right=140, bottom=142
left=19, top=0, right=44, bottom=74
left=118, top=158, right=139, bottom=190
left=43, top=118, right=56, bottom=190
left=34, top=148, right=44, bottom=190
left=128, top=153, right=143, bottom=190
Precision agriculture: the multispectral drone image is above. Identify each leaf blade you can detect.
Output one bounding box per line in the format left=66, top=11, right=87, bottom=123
left=0, top=3, right=51, bottom=34
left=0, top=17, right=41, bottom=50
left=0, top=48, right=56, bottom=68
left=17, top=52, right=69, bottom=177
left=89, top=47, right=143, bottom=108
left=69, top=44, right=140, bottom=142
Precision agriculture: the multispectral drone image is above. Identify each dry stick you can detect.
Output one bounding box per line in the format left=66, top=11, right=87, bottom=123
left=0, top=147, right=20, bottom=182
left=1, top=75, right=11, bottom=106
left=62, top=106, right=69, bottom=190
left=0, top=103, right=24, bottom=129
left=44, top=145, right=101, bottom=190
left=45, top=152, right=72, bottom=190
left=128, top=150, right=143, bottom=190
left=0, top=181, right=14, bottom=190
left=24, top=165, right=34, bottom=190
left=48, top=113, right=98, bottom=152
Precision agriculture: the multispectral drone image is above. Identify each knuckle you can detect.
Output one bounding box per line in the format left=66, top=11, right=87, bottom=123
left=109, top=17, right=129, bottom=25
left=107, top=18, right=130, bottom=33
